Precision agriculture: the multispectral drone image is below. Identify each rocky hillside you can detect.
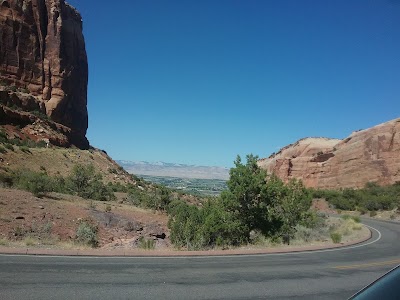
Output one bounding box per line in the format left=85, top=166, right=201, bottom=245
left=0, top=0, right=88, bottom=148
left=258, top=118, right=400, bottom=189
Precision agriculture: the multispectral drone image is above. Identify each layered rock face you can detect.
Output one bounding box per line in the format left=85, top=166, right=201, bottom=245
left=0, top=0, right=88, bottom=148
left=258, top=118, right=400, bottom=189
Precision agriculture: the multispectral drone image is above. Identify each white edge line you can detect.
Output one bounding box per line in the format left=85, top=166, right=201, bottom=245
left=0, top=225, right=382, bottom=260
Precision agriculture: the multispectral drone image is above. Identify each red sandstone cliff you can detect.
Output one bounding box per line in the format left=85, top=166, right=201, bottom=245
left=258, top=118, right=400, bottom=189
left=0, top=0, right=88, bottom=148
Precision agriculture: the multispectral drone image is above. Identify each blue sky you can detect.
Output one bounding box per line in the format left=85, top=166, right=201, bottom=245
left=67, top=0, right=399, bottom=167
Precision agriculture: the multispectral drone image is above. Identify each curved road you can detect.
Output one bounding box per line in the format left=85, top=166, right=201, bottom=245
left=0, top=218, right=399, bottom=299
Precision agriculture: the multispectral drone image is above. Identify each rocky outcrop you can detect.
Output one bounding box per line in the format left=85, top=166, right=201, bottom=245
left=0, top=0, right=88, bottom=148
left=258, top=118, right=400, bottom=189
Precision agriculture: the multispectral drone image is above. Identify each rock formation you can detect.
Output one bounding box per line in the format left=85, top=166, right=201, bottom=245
left=258, top=118, right=400, bottom=189
left=0, top=0, right=88, bottom=148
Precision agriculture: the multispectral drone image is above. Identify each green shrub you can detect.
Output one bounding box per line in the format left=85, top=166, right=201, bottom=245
left=75, top=221, right=98, bottom=247
left=66, top=164, right=115, bottom=201
left=0, top=145, right=6, bottom=153
left=330, top=232, right=342, bottom=243
left=357, top=207, right=368, bottom=215
left=0, top=172, right=14, bottom=187
left=36, top=140, right=47, bottom=148
left=317, top=182, right=400, bottom=213
left=30, top=110, right=50, bottom=121
left=107, top=182, right=128, bottom=193
left=0, top=130, right=7, bottom=143
left=18, top=87, right=29, bottom=93
left=369, top=211, right=377, bottom=217
left=14, top=170, right=52, bottom=197
left=19, top=145, right=31, bottom=153
left=127, top=185, right=171, bottom=211
left=167, top=154, right=313, bottom=250
left=7, top=85, right=17, bottom=92
left=4, top=143, right=14, bottom=151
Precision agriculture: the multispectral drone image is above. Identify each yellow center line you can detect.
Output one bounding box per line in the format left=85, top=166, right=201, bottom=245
left=334, top=259, right=400, bottom=270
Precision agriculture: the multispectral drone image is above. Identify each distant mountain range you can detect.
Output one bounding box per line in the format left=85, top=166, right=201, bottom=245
left=117, top=160, right=230, bottom=180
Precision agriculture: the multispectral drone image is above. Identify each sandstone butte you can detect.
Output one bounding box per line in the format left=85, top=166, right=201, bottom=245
left=258, top=118, right=400, bottom=189
left=0, top=0, right=89, bottom=148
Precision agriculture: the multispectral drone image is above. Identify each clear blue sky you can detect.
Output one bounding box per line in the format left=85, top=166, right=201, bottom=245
left=67, top=0, right=399, bottom=168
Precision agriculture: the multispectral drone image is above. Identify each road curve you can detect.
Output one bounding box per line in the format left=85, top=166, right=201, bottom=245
left=0, top=218, right=399, bottom=300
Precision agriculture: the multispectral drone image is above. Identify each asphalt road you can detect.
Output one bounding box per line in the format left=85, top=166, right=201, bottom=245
left=0, top=218, right=399, bottom=300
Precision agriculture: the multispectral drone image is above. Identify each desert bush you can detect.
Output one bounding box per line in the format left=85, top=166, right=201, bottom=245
left=4, top=143, right=14, bottom=151
left=330, top=232, right=342, bottom=243
left=294, top=225, right=313, bottom=242
left=168, top=197, right=248, bottom=250
left=18, top=87, right=29, bottom=93
left=14, top=170, right=52, bottom=197
left=24, top=236, right=37, bottom=246
left=357, top=207, right=368, bottom=215
left=249, top=229, right=265, bottom=244
left=107, top=182, right=128, bottom=193
left=167, top=154, right=314, bottom=250
left=66, top=164, right=115, bottom=201
left=88, top=201, right=97, bottom=210
left=0, top=145, right=6, bottom=154
left=40, top=222, right=53, bottom=237
left=30, top=110, right=50, bottom=121
left=124, top=221, right=136, bottom=232
left=104, top=204, right=112, bottom=212
left=7, top=85, right=17, bottom=92
left=127, top=185, right=171, bottom=211
left=316, top=182, right=400, bottom=213
left=108, top=168, right=118, bottom=174
left=13, top=226, right=27, bottom=238
left=138, top=236, right=155, bottom=250
left=369, top=211, right=377, bottom=217
left=0, top=130, right=7, bottom=143
left=19, top=145, right=30, bottom=153
left=294, top=224, right=329, bottom=243
left=341, top=214, right=360, bottom=223
left=75, top=221, right=98, bottom=247
left=334, top=219, right=360, bottom=236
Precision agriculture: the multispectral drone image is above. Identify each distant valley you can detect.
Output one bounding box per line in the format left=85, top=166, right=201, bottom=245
left=117, top=160, right=229, bottom=180
left=117, top=160, right=229, bottom=196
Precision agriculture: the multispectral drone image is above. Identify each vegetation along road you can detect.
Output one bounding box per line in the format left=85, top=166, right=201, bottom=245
left=0, top=218, right=399, bottom=300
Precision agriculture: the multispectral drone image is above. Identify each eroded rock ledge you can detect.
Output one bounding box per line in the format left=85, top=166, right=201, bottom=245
left=0, top=0, right=88, bottom=148
left=258, top=118, right=400, bottom=189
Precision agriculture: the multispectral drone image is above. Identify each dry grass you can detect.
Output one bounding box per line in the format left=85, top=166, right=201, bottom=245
left=23, top=236, right=37, bottom=246
left=0, top=147, right=133, bottom=185
left=335, top=219, right=361, bottom=236
left=0, top=237, right=94, bottom=250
